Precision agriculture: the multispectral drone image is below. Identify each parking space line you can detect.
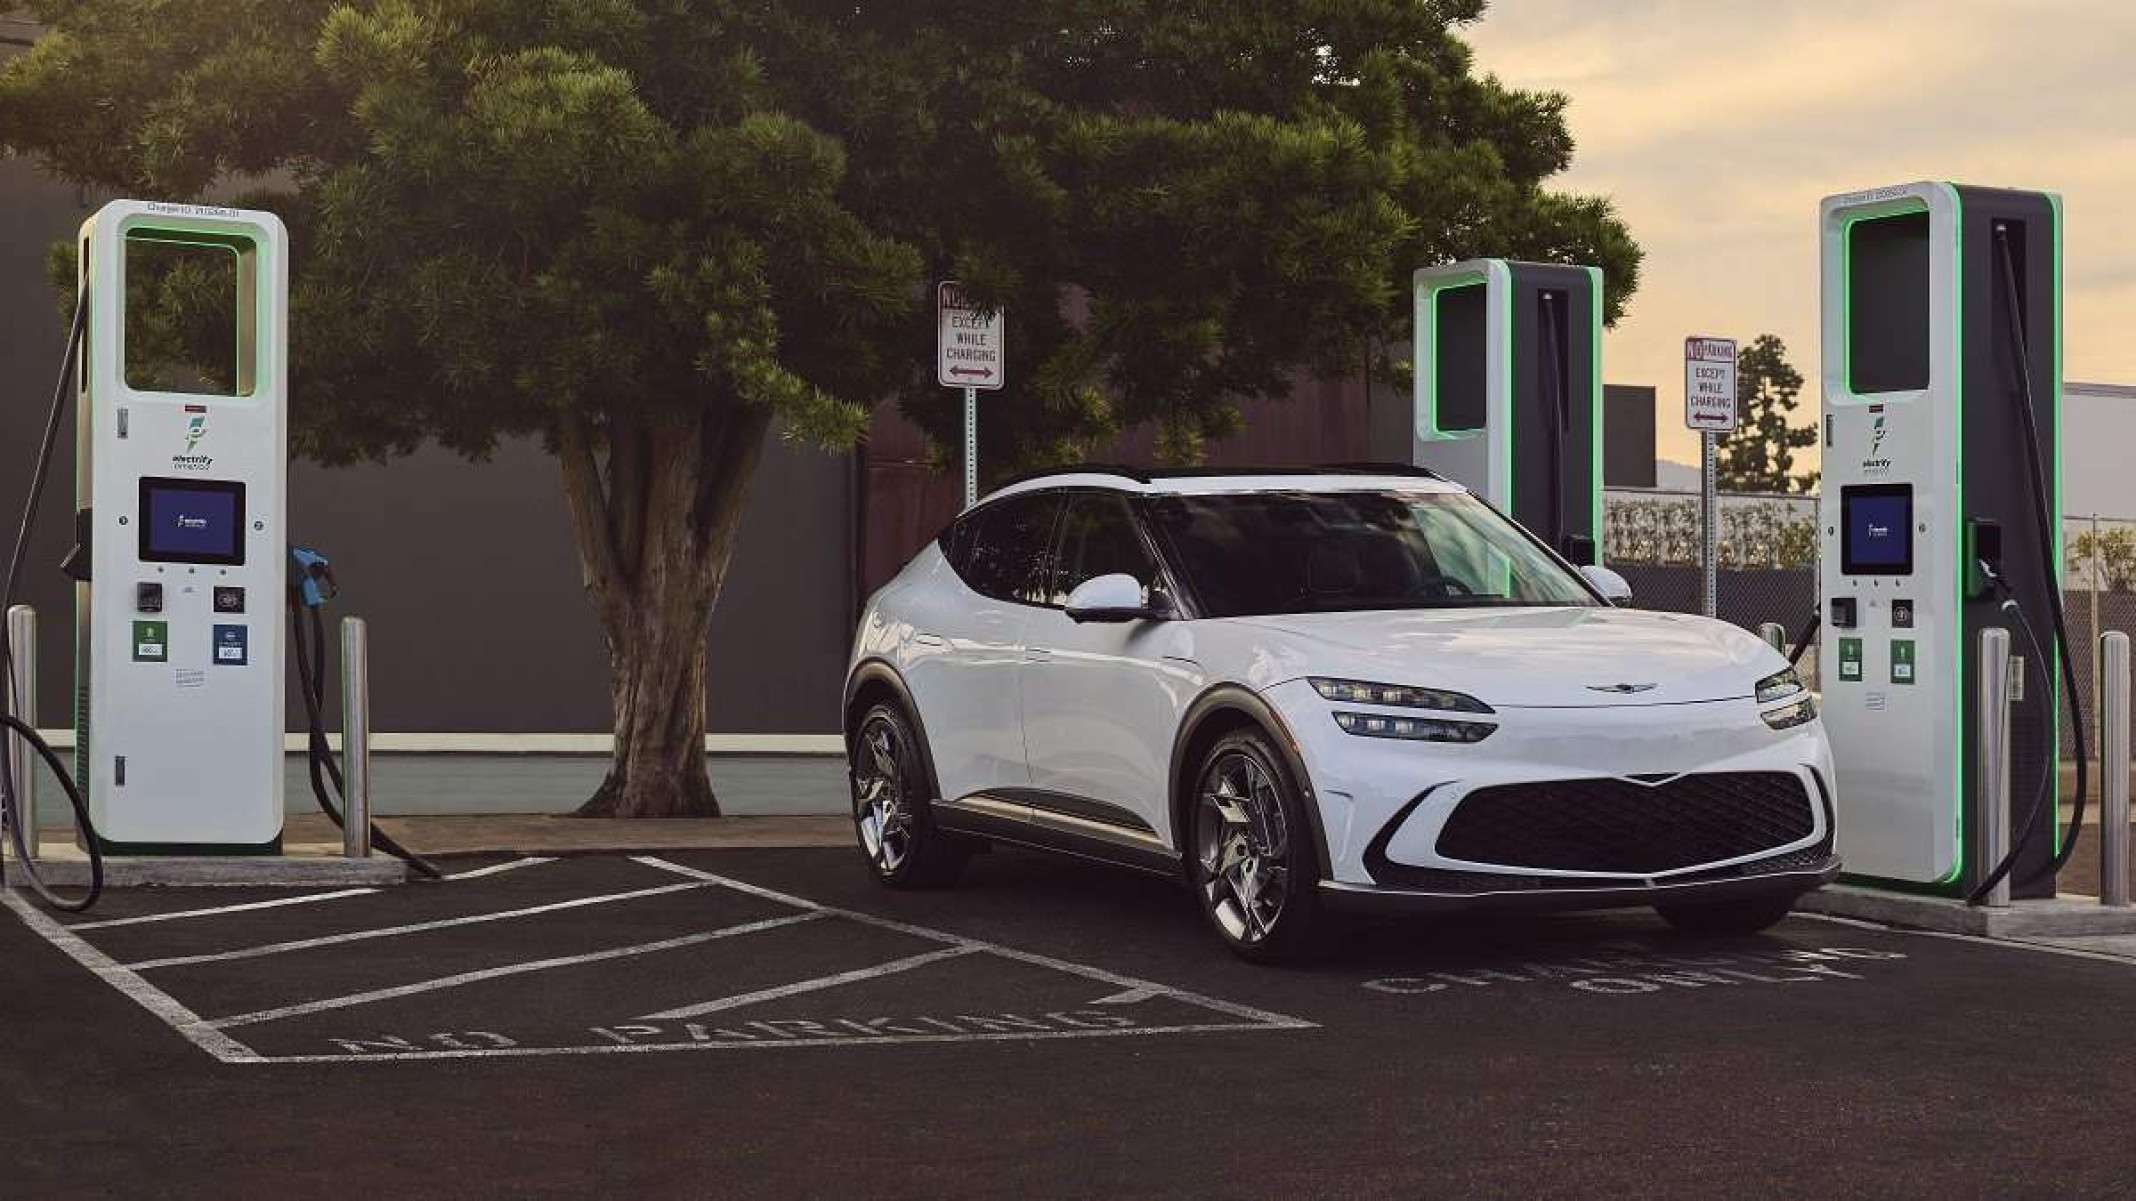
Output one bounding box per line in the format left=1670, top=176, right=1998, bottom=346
left=67, top=858, right=556, bottom=933
left=121, top=880, right=712, bottom=971
left=638, top=945, right=982, bottom=1020
left=2, top=888, right=260, bottom=1064
left=630, top=855, right=1315, bottom=1030
left=210, top=912, right=826, bottom=1030
left=1793, top=912, right=2136, bottom=966
left=70, top=888, right=381, bottom=931
left=247, top=1022, right=1296, bottom=1063
left=443, top=857, right=556, bottom=881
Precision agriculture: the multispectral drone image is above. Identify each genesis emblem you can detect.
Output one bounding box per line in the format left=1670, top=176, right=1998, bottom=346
left=1586, top=682, right=1658, bottom=694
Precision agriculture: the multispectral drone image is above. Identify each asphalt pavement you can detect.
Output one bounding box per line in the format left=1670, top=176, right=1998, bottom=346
left=7, top=845, right=2136, bottom=1199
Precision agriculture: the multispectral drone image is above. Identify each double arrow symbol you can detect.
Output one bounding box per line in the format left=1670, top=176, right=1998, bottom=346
left=948, top=366, right=995, bottom=379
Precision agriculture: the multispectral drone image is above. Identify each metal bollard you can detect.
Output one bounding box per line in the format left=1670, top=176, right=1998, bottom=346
left=1977, top=628, right=2013, bottom=908
left=1759, top=622, right=1787, bottom=655
left=5, top=605, right=36, bottom=860
left=2101, top=632, right=2130, bottom=907
left=340, top=617, right=371, bottom=859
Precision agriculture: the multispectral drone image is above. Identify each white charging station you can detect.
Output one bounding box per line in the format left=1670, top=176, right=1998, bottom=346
left=1375, top=258, right=1605, bottom=561
left=73, top=200, right=288, bottom=854
left=1817, top=181, right=2063, bottom=897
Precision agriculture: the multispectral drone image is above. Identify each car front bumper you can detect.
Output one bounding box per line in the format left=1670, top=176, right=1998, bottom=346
left=1315, top=852, right=1841, bottom=915
left=1262, top=678, right=1841, bottom=906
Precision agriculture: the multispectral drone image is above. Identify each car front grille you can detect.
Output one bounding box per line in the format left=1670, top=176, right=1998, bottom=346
left=1433, top=772, right=1817, bottom=875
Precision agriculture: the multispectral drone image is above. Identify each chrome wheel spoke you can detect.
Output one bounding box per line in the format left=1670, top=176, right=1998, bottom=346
left=854, top=719, right=911, bottom=873
left=1195, top=750, right=1292, bottom=945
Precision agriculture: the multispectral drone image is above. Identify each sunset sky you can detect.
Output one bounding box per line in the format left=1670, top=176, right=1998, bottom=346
left=1463, top=0, right=2136, bottom=470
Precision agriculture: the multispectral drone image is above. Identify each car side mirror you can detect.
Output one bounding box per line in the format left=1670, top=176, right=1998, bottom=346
left=1065, top=573, right=1163, bottom=623
left=1580, top=564, right=1634, bottom=605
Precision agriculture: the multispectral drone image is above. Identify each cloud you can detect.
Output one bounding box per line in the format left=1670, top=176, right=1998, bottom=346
left=1463, top=0, right=2136, bottom=467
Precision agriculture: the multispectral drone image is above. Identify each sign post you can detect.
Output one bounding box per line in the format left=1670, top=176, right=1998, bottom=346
left=937, top=283, right=1005, bottom=506
left=1684, top=336, right=1738, bottom=618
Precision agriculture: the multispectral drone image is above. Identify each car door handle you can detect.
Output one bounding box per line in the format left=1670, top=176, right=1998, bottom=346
left=1024, top=647, right=1053, bottom=662
left=913, top=632, right=948, bottom=648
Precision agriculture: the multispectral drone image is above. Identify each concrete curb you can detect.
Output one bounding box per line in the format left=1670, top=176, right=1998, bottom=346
left=17, top=855, right=410, bottom=888
left=1796, top=883, right=2136, bottom=937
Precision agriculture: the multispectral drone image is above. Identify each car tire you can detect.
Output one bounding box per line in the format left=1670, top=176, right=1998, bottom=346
left=848, top=702, right=970, bottom=889
left=1654, top=894, right=1797, bottom=936
left=1188, top=728, right=1327, bottom=964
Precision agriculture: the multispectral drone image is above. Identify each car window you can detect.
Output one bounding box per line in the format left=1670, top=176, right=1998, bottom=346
left=958, top=491, right=1062, bottom=605
left=1047, top=493, right=1160, bottom=606
left=1147, top=488, right=1597, bottom=618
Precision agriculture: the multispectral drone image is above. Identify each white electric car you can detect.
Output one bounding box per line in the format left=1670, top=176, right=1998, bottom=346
left=843, top=468, right=1838, bottom=961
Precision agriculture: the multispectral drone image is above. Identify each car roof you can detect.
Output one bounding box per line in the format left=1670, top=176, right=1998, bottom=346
left=976, top=464, right=1467, bottom=508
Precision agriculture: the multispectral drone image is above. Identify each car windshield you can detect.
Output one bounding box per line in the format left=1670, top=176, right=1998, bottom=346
left=1146, top=488, right=1599, bottom=618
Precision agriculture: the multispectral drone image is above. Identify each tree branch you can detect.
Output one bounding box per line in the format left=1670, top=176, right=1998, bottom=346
left=557, top=413, right=624, bottom=598
left=611, top=412, right=649, bottom=578
left=690, top=401, right=773, bottom=568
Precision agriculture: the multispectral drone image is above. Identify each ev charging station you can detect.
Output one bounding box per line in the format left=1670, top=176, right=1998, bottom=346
left=1374, top=258, right=1605, bottom=562
left=1817, top=182, right=2065, bottom=899
left=73, top=200, right=288, bottom=854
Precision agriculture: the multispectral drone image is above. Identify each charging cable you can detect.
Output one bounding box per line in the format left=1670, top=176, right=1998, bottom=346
left=1, top=291, right=103, bottom=912
left=1964, top=224, right=2087, bottom=903
left=285, top=552, right=439, bottom=879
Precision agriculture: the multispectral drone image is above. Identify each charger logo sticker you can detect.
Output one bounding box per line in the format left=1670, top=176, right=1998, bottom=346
left=184, top=413, right=207, bottom=452
left=212, top=624, right=248, bottom=666
left=1861, top=415, right=1892, bottom=474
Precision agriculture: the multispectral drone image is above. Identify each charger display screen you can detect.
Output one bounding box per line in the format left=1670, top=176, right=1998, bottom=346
left=1842, top=484, right=1912, bottom=575
left=139, top=477, right=246, bottom=566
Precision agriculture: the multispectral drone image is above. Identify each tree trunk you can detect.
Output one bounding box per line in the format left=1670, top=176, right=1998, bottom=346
left=556, top=403, right=772, bottom=818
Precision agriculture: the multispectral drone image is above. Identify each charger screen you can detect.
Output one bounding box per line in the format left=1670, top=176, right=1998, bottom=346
left=1842, top=484, right=1912, bottom=575
left=139, top=477, right=246, bottom=565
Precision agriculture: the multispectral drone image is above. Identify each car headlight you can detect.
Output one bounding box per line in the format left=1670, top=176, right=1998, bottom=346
left=1332, top=711, right=1497, bottom=742
left=1762, top=695, right=1817, bottom=730
left=1755, top=666, right=1805, bottom=704
left=1310, top=677, right=1494, bottom=714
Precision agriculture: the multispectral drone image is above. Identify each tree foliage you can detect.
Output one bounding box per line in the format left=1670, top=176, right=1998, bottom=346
left=1, top=0, right=1641, bottom=813
left=1716, top=333, right=1816, bottom=494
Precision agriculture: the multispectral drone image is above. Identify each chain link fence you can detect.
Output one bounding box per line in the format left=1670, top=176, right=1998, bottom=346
left=1603, top=488, right=2136, bottom=757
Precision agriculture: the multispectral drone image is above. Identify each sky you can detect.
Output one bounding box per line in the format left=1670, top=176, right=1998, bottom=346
left=1462, top=0, right=2136, bottom=470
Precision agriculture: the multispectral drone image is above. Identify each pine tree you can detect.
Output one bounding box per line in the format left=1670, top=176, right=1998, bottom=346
left=1717, top=334, right=1818, bottom=494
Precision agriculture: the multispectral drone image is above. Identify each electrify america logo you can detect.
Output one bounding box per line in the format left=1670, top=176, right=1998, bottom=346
left=1860, top=414, right=1893, bottom=474
left=171, top=409, right=212, bottom=470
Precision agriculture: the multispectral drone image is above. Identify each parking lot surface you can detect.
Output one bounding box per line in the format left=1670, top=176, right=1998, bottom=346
left=8, top=846, right=2136, bottom=1198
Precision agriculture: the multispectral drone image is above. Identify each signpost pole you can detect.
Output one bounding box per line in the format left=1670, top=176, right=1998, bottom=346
left=963, top=386, right=978, bottom=507
left=1701, top=431, right=1718, bottom=618
left=937, top=281, right=1004, bottom=508
left=1683, top=335, right=1737, bottom=621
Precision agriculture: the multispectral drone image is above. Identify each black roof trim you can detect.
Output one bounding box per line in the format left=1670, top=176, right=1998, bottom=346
left=989, top=462, right=1445, bottom=491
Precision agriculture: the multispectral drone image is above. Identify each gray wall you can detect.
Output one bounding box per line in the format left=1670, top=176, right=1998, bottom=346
left=2, top=162, right=854, bottom=735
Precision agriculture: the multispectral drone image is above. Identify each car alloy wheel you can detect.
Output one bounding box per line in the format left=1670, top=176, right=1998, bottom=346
left=852, top=713, right=916, bottom=875
left=1196, top=747, right=1292, bottom=946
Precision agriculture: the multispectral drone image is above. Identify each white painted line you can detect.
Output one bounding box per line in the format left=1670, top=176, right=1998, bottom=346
left=246, top=1022, right=1291, bottom=1064
left=629, top=856, right=1314, bottom=1030
left=638, top=945, right=981, bottom=1020
left=60, top=859, right=546, bottom=932
left=68, top=888, right=381, bottom=931
left=630, top=855, right=828, bottom=912
left=212, top=912, right=825, bottom=1029
left=122, top=880, right=711, bottom=971
left=1793, top=911, right=2136, bottom=967
left=444, top=857, right=555, bottom=881
left=1, top=888, right=261, bottom=1063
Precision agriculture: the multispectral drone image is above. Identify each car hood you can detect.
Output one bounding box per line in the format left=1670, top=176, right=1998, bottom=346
left=1223, top=606, right=1782, bottom=708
